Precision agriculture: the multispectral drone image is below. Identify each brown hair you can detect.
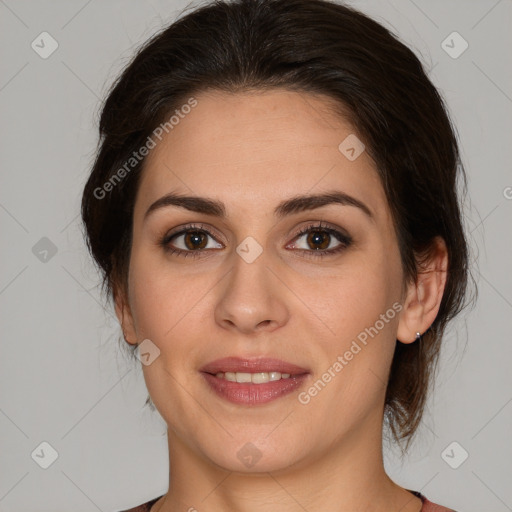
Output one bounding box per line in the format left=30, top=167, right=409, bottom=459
left=81, top=0, right=475, bottom=450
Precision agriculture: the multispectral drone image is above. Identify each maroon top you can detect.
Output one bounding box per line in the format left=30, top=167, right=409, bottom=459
left=118, top=491, right=457, bottom=511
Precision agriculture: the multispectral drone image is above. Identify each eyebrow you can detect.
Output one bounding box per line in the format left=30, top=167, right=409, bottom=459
left=143, top=190, right=374, bottom=222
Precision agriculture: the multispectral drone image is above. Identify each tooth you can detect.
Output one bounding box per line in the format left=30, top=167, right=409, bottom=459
left=214, top=371, right=293, bottom=383
left=251, top=372, right=270, bottom=384
left=235, top=372, right=252, bottom=383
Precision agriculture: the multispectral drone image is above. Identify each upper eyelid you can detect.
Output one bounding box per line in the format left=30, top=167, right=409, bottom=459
left=165, top=223, right=222, bottom=242
left=164, top=221, right=350, bottom=246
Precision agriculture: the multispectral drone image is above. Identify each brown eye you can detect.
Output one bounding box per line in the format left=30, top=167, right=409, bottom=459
left=181, top=230, right=209, bottom=250
left=159, top=222, right=351, bottom=260
left=160, top=223, right=223, bottom=257
left=304, top=230, right=332, bottom=251
left=165, top=229, right=222, bottom=252
left=290, top=223, right=352, bottom=257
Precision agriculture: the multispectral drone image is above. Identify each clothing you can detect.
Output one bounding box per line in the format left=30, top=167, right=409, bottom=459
left=118, top=494, right=162, bottom=512
left=118, top=490, right=457, bottom=511
left=118, top=495, right=162, bottom=512
left=409, top=490, right=457, bottom=511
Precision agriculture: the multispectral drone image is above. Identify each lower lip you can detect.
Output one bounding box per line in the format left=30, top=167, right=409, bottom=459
left=201, top=372, right=309, bottom=405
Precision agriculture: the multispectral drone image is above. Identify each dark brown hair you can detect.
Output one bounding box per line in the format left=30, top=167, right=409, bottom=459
left=81, top=0, right=475, bottom=450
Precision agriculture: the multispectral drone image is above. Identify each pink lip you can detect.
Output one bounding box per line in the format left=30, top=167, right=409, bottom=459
left=201, top=373, right=309, bottom=405
left=200, top=357, right=309, bottom=375
left=199, top=357, right=310, bottom=406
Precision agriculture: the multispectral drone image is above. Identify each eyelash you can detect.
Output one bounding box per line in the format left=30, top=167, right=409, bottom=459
left=158, top=221, right=353, bottom=260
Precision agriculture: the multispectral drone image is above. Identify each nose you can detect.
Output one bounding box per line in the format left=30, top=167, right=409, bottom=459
left=214, top=252, right=290, bottom=335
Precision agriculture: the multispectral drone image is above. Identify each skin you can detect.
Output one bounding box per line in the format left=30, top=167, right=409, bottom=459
left=115, top=89, right=448, bottom=512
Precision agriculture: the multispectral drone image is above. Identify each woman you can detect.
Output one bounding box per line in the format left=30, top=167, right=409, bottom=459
left=81, top=0, right=473, bottom=510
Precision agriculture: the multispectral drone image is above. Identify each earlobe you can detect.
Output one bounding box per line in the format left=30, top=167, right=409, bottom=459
left=396, top=237, right=448, bottom=344
left=396, top=281, right=424, bottom=344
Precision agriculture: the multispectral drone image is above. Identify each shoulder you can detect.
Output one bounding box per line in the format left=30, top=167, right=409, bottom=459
left=116, top=495, right=164, bottom=512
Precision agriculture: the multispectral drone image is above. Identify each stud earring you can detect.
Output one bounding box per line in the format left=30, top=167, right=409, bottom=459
left=415, top=331, right=421, bottom=341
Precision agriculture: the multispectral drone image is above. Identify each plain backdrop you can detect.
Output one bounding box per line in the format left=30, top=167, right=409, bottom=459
left=0, top=1, right=511, bottom=511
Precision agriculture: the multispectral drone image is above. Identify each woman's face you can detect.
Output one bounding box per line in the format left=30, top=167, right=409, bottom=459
left=118, top=89, right=411, bottom=472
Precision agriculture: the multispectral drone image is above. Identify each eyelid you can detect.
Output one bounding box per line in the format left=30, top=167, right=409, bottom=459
left=287, top=220, right=352, bottom=249
left=159, top=220, right=352, bottom=257
left=162, top=222, right=224, bottom=242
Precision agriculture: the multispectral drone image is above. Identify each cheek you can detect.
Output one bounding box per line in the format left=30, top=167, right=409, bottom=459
left=127, top=251, right=223, bottom=372
left=317, top=254, right=400, bottom=338
left=301, top=265, right=400, bottom=419
left=307, top=247, right=402, bottom=396
left=127, top=248, right=183, bottom=340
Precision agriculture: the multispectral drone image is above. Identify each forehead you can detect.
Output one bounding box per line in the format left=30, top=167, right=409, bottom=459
left=134, top=89, right=385, bottom=221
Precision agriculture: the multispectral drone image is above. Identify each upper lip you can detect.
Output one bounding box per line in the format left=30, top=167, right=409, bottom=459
left=200, top=357, right=309, bottom=376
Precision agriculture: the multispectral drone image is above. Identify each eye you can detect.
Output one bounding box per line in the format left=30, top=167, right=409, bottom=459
left=287, top=221, right=352, bottom=258
left=159, top=223, right=223, bottom=258
left=158, top=221, right=352, bottom=259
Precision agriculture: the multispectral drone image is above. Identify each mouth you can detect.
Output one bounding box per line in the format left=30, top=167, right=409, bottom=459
left=200, top=356, right=309, bottom=375
left=199, top=357, right=310, bottom=405
left=210, top=370, right=295, bottom=383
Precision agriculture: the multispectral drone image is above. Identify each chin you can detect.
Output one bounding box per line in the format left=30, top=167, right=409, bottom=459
left=201, top=437, right=307, bottom=474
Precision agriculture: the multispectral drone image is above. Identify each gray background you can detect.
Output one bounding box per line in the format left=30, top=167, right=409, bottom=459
left=0, top=0, right=511, bottom=511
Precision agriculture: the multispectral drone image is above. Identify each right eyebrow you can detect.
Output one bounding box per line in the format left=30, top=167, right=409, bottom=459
left=143, top=190, right=374, bottom=222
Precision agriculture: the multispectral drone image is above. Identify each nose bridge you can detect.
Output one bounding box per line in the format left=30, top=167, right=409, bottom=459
left=228, top=240, right=275, bottom=306
left=214, top=239, right=289, bottom=332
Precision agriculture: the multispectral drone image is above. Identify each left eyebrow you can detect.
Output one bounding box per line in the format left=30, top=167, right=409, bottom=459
left=143, top=190, right=374, bottom=222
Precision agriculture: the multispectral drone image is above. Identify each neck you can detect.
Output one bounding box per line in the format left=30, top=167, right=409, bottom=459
left=152, top=411, right=422, bottom=512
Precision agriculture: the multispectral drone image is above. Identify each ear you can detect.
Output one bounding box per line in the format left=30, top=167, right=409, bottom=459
left=397, top=236, right=448, bottom=344
left=113, top=284, right=138, bottom=346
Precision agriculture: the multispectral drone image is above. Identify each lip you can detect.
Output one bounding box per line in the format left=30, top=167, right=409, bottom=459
left=199, top=357, right=310, bottom=375
left=199, top=357, right=310, bottom=406
left=201, top=373, right=309, bottom=405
